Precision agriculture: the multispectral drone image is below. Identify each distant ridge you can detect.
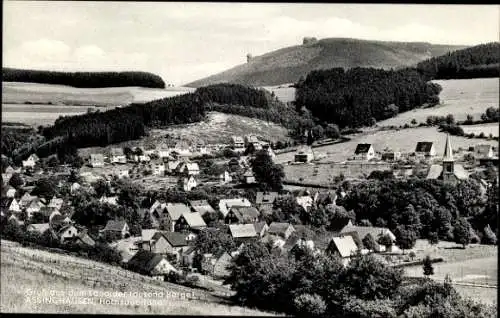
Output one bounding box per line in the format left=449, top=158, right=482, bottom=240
left=186, top=37, right=468, bottom=87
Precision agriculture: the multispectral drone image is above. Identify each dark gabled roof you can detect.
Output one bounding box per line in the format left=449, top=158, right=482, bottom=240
left=354, top=144, right=372, bottom=154
left=256, top=192, right=278, bottom=204
left=415, top=142, right=434, bottom=153
left=162, top=231, right=189, bottom=247
left=127, top=250, right=165, bottom=273
left=228, top=206, right=260, bottom=221
left=103, top=220, right=128, bottom=232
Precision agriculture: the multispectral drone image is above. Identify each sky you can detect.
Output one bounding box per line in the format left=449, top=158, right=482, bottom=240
left=3, top=2, right=499, bottom=86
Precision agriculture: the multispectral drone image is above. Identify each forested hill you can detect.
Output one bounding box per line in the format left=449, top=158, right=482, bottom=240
left=186, top=38, right=466, bottom=87
left=2, top=68, right=166, bottom=89
left=416, top=42, right=500, bottom=80
left=295, top=67, right=442, bottom=128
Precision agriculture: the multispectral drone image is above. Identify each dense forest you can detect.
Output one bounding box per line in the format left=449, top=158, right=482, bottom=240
left=2, top=68, right=166, bottom=88
left=196, top=83, right=280, bottom=109
left=416, top=42, right=500, bottom=80
left=295, top=67, right=442, bottom=128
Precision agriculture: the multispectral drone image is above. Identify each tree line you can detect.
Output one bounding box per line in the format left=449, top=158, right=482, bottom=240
left=3, top=68, right=166, bottom=88
left=416, top=42, right=500, bottom=80
left=295, top=67, right=442, bottom=128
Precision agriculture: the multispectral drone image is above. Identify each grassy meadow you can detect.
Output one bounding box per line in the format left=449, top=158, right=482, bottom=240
left=379, top=78, right=499, bottom=126
left=461, top=123, right=499, bottom=137
left=0, top=240, right=275, bottom=315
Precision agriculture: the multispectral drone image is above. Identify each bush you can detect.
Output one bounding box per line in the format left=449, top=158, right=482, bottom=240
left=293, top=293, right=327, bottom=317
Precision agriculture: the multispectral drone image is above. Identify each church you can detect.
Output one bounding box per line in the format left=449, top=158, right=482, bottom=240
left=426, top=134, right=469, bottom=185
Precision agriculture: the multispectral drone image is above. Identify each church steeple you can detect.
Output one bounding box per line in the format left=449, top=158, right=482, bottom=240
left=443, top=134, right=454, bottom=162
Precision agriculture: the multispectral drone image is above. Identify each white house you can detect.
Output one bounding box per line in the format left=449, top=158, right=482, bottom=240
left=474, top=144, right=495, bottom=159
left=182, top=176, right=197, bottom=192
left=353, top=144, right=375, bottom=161
left=22, top=154, right=39, bottom=169
left=296, top=195, right=313, bottom=212
left=219, top=170, right=232, bottom=184
left=294, top=147, right=314, bottom=163
left=158, top=149, right=170, bottom=159
left=5, top=186, right=16, bottom=198
left=180, top=162, right=200, bottom=176
left=415, top=142, right=436, bottom=160
left=58, top=225, right=79, bottom=243
left=116, top=169, right=129, bottom=179
left=218, top=198, right=252, bottom=217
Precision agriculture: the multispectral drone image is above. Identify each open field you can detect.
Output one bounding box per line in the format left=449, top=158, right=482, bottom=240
left=0, top=240, right=274, bottom=315
left=2, top=81, right=193, bottom=105
left=461, top=123, right=499, bottom=137
left=379, top=78, right=499, bottom=126
left=276, top=127, right=499, bottom=165
left=402, top=240, right=497, bottom=305
left=261, top=84, right=296, bottom=103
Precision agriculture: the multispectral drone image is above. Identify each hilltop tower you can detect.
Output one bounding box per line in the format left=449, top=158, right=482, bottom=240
left=442, top=134, right=455, bottom=184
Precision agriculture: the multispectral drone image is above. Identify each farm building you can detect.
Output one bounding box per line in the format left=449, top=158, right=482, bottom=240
left=89, top=154, right=105, bottom=168
left=225, top=206, right=260, bottom=224
left=426, top=135, right=468, bottom=185
left=353, top=144, right=375, bottom=161
left=294, top=146, right=314, bottom=163
left=415, top=142, right=436, bottom=160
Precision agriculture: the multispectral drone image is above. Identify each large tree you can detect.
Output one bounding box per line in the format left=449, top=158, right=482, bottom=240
left=251, top=150, right=285, bottom=191
left=453, top=217, right=472, bottom=249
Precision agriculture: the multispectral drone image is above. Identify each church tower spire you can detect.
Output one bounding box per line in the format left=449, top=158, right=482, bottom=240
left=443, top=134, right=454, bottom=162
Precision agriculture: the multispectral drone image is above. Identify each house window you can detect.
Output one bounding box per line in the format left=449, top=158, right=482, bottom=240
left=446, top=165, right=452, bottom=172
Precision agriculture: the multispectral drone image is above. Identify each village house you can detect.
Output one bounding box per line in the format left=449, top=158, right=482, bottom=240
left=101, top=220, right=130, bottom=240
left=218, top=198, right=252, bottom=217
left=174, top=141, right=192, bottom=157
left=19, top=192, right=35, bottom=209
left=326, top=235, right=359, bottom=266
left=225, top=206, right=260, bottom=224
left=48, top=196, right=64, bottom=210
left=22, top=154, right=39, bottom=169
left=219, top=170, right=232, bottom=184
left=58, top=224, right=79, bottom=244
left=140, top=231, right=189, bottom=259
left=126, top=250, right=178, bottom=278
left=164, top=203, right=192, bottom=232
left=426, top=135, right=468, bottom=185
left=70, top=182, right=81, bottom=195
left=229, top=224, right=258, bottom=241
left=231, top=136, right=245, bottom=151
left=157, top=149, right=170, bottom=159
left=1, top=198, right=21, bottom=214
left=296, top=195, right=313, bottom=212
left=174, top=212, right=207, bottom=233
left=79, top=171, right=102, bottom=184
left=116, top=169, right=129, bottom=179
left=111, top=148, right=127, bottom=164
left=353, top=144, right=376, bottom=161
left=152, top=162, right=166, bottom=176
left=415, top=142, right=436, bottom=160
left=242, top=170, right=256, bottom=184
left=182, top=175, right=197, bottom=192
left=267, top=222, right=296, bottom=240
left=1, top=173, right=12, bottom=186
left=474, top=144, right=495, bottom=159
left=4, top=186, right=16, bottom=198
left=294, top=146, right=314, bottom=163
left=89, top=154, right=105, bottom=168
left=166, top=160, right=181, bottom=174
left=189, top=200, right=216, bottom=216
left=255, top=192, right=278, bottom=209
left=26, top=197, right=46, bottom=220
left=67, top=230, right=96, bottom=248
left=201, top=251, right=233, bottom=279
left=254, top=221, right=269, bottom=237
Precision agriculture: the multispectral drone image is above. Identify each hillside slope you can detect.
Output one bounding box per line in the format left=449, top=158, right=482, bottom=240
left=186, top=38, right=467, bottom=87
